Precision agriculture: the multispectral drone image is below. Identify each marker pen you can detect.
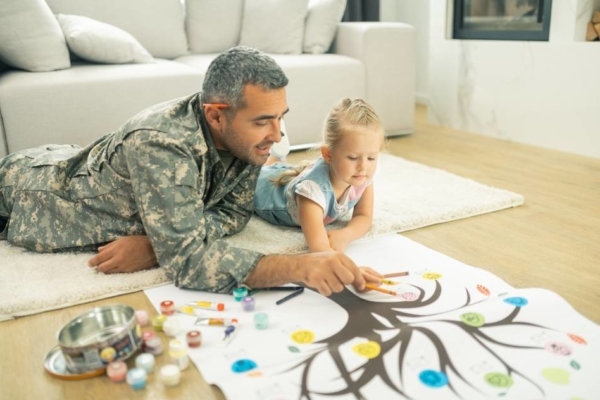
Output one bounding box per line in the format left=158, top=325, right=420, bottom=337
left=195, top=318, right=238, bottom=326
left=187, top=301, right=225, bottom=311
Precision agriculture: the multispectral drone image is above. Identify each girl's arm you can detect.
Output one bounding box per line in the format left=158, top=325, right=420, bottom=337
left=297, top=195, right=332, bottom=252
left=328, top=184, right=375, bottom=252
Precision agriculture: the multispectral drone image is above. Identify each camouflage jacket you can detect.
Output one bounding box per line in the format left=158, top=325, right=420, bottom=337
left=0, top=93, right=264, bottom=293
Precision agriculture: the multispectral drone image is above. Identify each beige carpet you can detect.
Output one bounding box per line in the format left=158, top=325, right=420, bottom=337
left=0, top=153, right=524, bottom=321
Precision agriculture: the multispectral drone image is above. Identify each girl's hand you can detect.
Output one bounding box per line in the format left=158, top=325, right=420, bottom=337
left=358, top=267, right=383, bottom=289
left=327, top=229, right=352, bottom=252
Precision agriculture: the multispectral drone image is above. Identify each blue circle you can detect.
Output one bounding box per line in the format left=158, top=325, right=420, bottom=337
left=231, top=359, right=257, bottom=373
left=503, top=297, right=528, bottom=307
left=419, top=370, right=448, bottom=388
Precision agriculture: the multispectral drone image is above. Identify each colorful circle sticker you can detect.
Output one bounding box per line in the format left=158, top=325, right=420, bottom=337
left=460, top=312, right=486, bottom=327
left=419, top=370, right=448, bottom=388
left=291, top=330, right=315, bottom=344
left=503, top=297, right=528, bottom=307
left=231, top=359, right=257, bottom=373
left=541, top=368, right=570, bottom=385
left=545, top=342, right=572, bottom=356
left=400, top=292, right=418, bottom=301
left=567, top=333, right=587, bottom=345
left=422, top=272, right=443, bottom=280
left=352, top=341, right=381, bottom=359
left=484, top=372, right=513, bottom=388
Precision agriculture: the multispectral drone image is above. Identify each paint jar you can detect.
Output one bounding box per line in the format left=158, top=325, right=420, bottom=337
left=144, top=337, right=163, bottom=356
left=106, top=360, right=128, bottom=382
left=254, top=313, right=269, bottom=330
left=241, top=296, right=255, bottom=312
left=160, top=300, right=175, bottom=315
left=135, top=353, right=155, bottom=374
left=186, top=330, right=202, bottom=348
left=160, top=364, right=181, bottom=387
left=232, top=287, right=248, bottom=302
left=126, top=367, right=147, bottom=390
left=135, top=310, right=149, bottom=327
left=168, top=339, right=189, bottom=371
left=162, top=318, right=180, bottom=337
left=151, top=315, right=167, bottom=331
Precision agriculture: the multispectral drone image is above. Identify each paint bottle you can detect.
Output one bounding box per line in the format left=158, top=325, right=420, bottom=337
left=168, top=339, right=189, bottom=371
left=232, top=287, right=248, bottom=302
left=106, top=360, right=128, bottom=382
left=135, top=310, right=149, bottom=327
left=141, top=330, right=156, bottom=350
left=126, top=367, right=147, bottom=390
left=254, top=313, right=269, bottom=330
left=144, top=337, right=163, bottom=356
left=160, top=300, right=175, bottom=315
left=186, top=330, right=202, bottom=348
left=151, top=314, right=167, bottom=332
left=241, top=296, right=255, bottom=312
left=160, top=364, right=181, bottom=387
left=135, top=353, right=155, bottom=374
left=162, top=318, right=180, bottom=337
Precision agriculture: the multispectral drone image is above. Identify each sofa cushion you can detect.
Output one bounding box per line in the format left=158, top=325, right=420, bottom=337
left=56, top=14, right=154, bottom=64
left=45, top=0, right=188, bottom=59
left=186, top=0, right=244, bottom=54
left=239, top=0, right=309, bottom=54
left=0, top=0, right=70, bottom=72
left=0, top=60, right=202, bottom=153
left=303, top=0, right=347, bottom=54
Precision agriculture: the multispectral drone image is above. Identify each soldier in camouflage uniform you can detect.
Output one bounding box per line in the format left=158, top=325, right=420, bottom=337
left=0, top=46, right=367, bottom=295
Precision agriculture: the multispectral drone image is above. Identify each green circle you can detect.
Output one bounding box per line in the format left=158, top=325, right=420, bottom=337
left=460, top=312, right=485, bottom=327
left=484, top=372, right=513, bottom=388
left=541, top=368, right=570, bottom=385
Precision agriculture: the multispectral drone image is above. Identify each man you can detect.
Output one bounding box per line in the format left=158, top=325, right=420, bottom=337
left=0, top=46, right=367, bottom=296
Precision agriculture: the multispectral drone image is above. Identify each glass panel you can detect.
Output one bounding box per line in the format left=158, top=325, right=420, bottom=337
left=463, top=0, right=542, bottom=31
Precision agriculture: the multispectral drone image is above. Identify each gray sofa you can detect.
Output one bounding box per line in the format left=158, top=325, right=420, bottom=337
left=0, top=0, right=416, bottom=157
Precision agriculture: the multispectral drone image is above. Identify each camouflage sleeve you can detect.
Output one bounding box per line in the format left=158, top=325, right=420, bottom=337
left=123, top=131, right=264, bottom=293
left=203, top=171, right=258, bottom=242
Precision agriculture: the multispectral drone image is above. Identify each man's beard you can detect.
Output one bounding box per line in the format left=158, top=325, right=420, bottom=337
left=221, top=124, right=270, bottom=166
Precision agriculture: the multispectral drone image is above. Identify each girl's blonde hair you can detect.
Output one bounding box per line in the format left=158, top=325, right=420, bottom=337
left=272, top=98, right=384, bottom=186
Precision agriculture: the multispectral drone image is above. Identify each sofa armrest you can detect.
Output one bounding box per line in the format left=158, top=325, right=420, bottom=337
left=332, top=22, right=416, bottom=134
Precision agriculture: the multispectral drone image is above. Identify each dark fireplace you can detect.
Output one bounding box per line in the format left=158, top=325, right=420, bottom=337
left=453, top=0, right=553, bottom=41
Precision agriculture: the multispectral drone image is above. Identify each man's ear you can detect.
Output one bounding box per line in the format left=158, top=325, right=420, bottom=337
left=203, top=106, right=226, bottom=130
left=321, top=146, right=331, bottom=163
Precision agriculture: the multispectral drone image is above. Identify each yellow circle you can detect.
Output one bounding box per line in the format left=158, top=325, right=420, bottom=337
left=423, top=272, right=443, bottom=280
left=352, top=341, right=381, bottom=359
left=290, top=330, right=315, bottom=344
left=100, top=347, right=116, bottom=362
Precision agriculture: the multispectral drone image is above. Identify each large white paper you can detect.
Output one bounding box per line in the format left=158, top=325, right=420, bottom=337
left=144, top=234, right=600, bottom=399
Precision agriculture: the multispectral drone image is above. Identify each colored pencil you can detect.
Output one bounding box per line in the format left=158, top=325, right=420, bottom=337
left=248, top=286, right=303, bottom=296
left=381, top=279, right=398, bottom=285
left=365, top=284, right=398, bottom=297
left=276, top=287, right=305, bottom=305
left=383, top=271, right=409, bottom=278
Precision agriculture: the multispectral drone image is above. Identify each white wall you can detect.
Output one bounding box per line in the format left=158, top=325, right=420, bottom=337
left=427, top=0, right=600, bottom=159
left=380, top=0, right=430, bottom=104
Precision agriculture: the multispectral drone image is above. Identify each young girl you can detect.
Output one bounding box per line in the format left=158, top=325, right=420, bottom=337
left=256, top=97, right=384, bottom=261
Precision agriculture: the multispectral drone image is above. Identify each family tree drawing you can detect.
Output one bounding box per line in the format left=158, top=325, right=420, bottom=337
left=269, top=275, right=589, bottom=400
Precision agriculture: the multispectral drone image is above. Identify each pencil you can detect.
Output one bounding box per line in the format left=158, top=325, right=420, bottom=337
left=383, top=272, right=409, bottom=278
left=381, top=279, right=398, bottom=285
left=365, top=284, right=398, bottom=296
left=276, top=287, right=305, bottom=305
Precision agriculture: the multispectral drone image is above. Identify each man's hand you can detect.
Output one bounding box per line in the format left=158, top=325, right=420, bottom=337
left=88, top=235, right=158, bottom=274
left=244, top=251, right=367, bottom=297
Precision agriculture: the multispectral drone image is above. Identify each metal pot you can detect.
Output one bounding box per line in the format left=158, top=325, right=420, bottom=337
left=57, top=304, right=142, bottom=373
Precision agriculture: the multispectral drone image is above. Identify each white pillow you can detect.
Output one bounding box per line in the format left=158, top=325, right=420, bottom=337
left=56, top=14, right=154, bottom=64
left=186, top=0, right=244, bottom=54
left=239, top=0, right=309, bottom=54
left=0, top=0, right=70, bottom=72
left=304, top=0, right=347, bottom=54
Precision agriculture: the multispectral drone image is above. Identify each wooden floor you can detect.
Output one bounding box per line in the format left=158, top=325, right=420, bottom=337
left=1, top=105, right=599, bottom=400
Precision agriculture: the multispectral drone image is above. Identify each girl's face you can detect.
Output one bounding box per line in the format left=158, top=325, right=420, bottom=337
left=322, top=127, right=383, bottom=189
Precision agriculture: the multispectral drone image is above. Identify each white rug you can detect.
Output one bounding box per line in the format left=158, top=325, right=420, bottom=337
left=0, top=153, right=524, bottom=321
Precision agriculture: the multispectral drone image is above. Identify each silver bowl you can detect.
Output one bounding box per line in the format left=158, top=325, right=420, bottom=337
left=57, top=304, right=142, bottom=373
